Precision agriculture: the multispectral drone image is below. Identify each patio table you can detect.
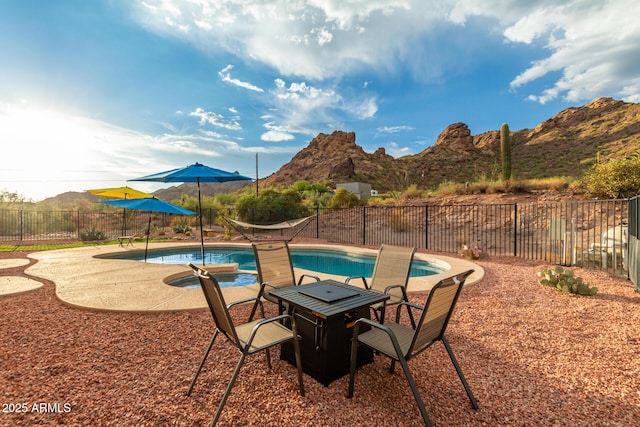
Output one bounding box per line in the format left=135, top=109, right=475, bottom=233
left=270, top=279, right=389, bottom=386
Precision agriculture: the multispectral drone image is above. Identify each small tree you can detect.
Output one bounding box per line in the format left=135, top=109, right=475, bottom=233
left=236, top=189, right=309, bottom=224
left=327, top=187, right=361, bottom=208
left=582, top=153, right=640, bottom=198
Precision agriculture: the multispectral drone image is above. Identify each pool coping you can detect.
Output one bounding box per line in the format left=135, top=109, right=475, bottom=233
left=26, top=241, right=483, bottom=313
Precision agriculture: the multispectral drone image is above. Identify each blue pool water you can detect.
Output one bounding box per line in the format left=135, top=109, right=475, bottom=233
left=113, top=246, right=443, bottom=279
left=171, top=272, right=258, bottom=289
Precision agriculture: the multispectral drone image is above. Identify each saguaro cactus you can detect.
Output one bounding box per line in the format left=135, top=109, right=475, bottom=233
left=500, top=123, right=511, bottom=181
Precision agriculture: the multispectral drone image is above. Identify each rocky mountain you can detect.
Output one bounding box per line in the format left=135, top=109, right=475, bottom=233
left=262, top=97, right=640, bottom=192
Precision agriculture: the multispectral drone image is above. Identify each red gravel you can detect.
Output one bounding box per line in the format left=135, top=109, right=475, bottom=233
left=1, top=251, right=639, bottom=426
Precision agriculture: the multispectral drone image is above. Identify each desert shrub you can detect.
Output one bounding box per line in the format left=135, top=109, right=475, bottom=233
left=537, top=266, right=597, bottom=295
left=172, top=218, right=192, bottom=234
left=79, top=226, right=105, bottom=241
left=326, top=187, right=361, bottom=208
left=291, top=180, right=330, bottom=193
left=400, top=184, right=425, bottom=200
left=581, top=154, right=640, bottom=198
left=236, top=189, right=309, bottom=223
left=459, top=241, right=485, bottom=259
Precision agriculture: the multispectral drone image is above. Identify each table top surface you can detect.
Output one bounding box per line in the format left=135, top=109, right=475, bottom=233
left=270, top=279, right=389, bottom=319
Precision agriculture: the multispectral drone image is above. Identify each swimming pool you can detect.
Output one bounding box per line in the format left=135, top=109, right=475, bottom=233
left=170, top=272, right=258, bottom=289
left=112, top=246, right=444, bottom=278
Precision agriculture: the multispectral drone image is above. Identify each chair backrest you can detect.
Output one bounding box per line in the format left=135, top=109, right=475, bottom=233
left=189, top=264, right=240, bottom=348
left=252, top=241, right=297, bottom=291
left=369, top=244, right=416, bottom=297
left=409, top=269, right=474, bottom=355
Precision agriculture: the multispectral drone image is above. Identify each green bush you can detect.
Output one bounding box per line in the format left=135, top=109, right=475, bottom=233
left=326, top=187, right=361, bottom=208
left=537, top=266, right=597, bottom=295
left=172, top=219, right=192, bottom=234
left=236, top=189, right=309, bottom=224
left=79, top=226, right=106, bottom=241
left=581, top=154, right=640, bottom=198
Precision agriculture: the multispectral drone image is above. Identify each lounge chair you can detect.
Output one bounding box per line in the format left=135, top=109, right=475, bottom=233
left=348, top=269, right=478, bottom=427
left=345, top=244, right=416, bottom=326
left=249, top=241, right=320, bottom=320
left=186, top=263, right=305, bottom=426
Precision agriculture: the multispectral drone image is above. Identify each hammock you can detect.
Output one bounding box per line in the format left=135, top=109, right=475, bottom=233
left=223, top=215, right=316, bottom=241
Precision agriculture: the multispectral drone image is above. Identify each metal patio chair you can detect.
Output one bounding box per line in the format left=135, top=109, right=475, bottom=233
left=346, top=244, right=417, bottom=326
left=348, top=269, right=478, bottom=427
left=249, top=241, right=320, bottom=320
left=187, top=263, right=305, bottom=426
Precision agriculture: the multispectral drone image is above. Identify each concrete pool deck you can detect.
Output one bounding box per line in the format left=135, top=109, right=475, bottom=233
left=21, top=242, right=483, bottom=313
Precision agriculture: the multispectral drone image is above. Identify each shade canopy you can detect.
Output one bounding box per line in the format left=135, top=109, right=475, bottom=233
left=100, top=197, right=195, bottom=262
left=129, top=162, right=252, bottom=184
left=129, top=162, right=252, bottom=264
left=87, top=186, right=152, bottom=199
left=100, top=197, right=195, bottom=215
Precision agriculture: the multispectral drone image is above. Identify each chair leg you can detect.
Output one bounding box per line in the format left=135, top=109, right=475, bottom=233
left=187, top=330, right=219, bottom=396
left=248, top=297, right=262, bottom=322
left=265, top=348, right=272, bottom=369
left=396, top=355, right=433, bottom=427
left=210, top=352, right=248, bottom=427
left=442, top=336, right=479, bottom=410
left=292, top=329, right=305, bottom=396
left=378, top=303, right=386, bottom=324
left=347, top=331, right=359, bottom=398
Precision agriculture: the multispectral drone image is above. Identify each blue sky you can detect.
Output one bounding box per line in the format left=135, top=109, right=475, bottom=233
left=1, top=0, right=639, bottom=201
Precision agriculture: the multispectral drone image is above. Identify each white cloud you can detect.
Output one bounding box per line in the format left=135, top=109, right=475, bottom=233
left=218, top=64, right=264, bottom=92
left=377, top=125, right=415, bottom=134
left=381, top=141, right=413, bottom=158
left=504, top=0, right=640, bottom=103
left=189, top=107, right=242, bottom=130
left=262, top=130, right=295, bottom=142
left=131, top=0, right=640, bottom=105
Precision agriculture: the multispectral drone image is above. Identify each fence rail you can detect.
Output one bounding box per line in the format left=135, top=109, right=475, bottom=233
left=0, top=198, right=634, bottom=279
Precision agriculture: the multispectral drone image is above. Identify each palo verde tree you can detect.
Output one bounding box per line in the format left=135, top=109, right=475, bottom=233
left=235, top=188, right=309, bottom=224
left=582, top=153, right=640, bottom=198
left=500, top=123, right=512, bottom=181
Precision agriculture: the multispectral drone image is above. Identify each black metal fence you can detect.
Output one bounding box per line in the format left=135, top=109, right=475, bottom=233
left=0, top=198, right=633, bottom=279
left=0, top=210, right=188, bottom=241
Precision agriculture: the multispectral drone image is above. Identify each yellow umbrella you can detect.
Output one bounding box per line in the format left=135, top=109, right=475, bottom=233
left=86, top=186, right=152, bottom=199
left=87, top=186, right=153, bottom=235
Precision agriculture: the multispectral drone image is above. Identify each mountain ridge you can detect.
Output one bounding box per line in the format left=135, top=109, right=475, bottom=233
left=262, top=97, right=640, bottom=192
left=41, top=97, right=640, bottom=204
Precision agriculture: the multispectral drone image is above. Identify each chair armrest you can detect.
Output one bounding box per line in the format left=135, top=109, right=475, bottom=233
left=244, top=314, right=294, bottom=346
left=260, top=281, right=280, bottom=291
left=394, top=300, right=423, bottom=325
left=352, top=318, right=405, bottom=358
left=227, top=297, right=261, bottom=310
left=383, top=284, right=404, bottom=294
left=297, top=274, right=321, bottom=285
left=345, top=276, right=369, bottom=289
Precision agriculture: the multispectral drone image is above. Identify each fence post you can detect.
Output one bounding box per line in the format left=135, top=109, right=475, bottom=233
left=425, top=205, right=429, bottom=250
left=513, top=203, right=518, bottom=257
left=315, top=206, right=319, bottom=239
left=362, top=206, right=366, bottom=245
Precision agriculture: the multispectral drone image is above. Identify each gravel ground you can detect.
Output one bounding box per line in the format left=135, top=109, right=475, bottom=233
left=1, top=250, right=639, bottom=426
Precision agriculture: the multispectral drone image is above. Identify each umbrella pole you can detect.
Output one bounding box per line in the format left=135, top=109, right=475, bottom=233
left=145, top=214, right=151, bottom=262
left=198, top=178, right=205, bottom=265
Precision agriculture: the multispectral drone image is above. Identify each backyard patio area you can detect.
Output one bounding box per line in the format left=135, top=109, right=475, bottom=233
left=1, top=245, right=639, bottom=426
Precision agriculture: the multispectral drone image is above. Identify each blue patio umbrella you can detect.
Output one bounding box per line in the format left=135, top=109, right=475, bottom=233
left=101, top=197, right=195, bottom=262
left=129, top=163, right=252, bottom=264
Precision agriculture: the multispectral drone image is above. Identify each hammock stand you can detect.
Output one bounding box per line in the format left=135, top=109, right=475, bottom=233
left=223, top=215, right=316, bottom=242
